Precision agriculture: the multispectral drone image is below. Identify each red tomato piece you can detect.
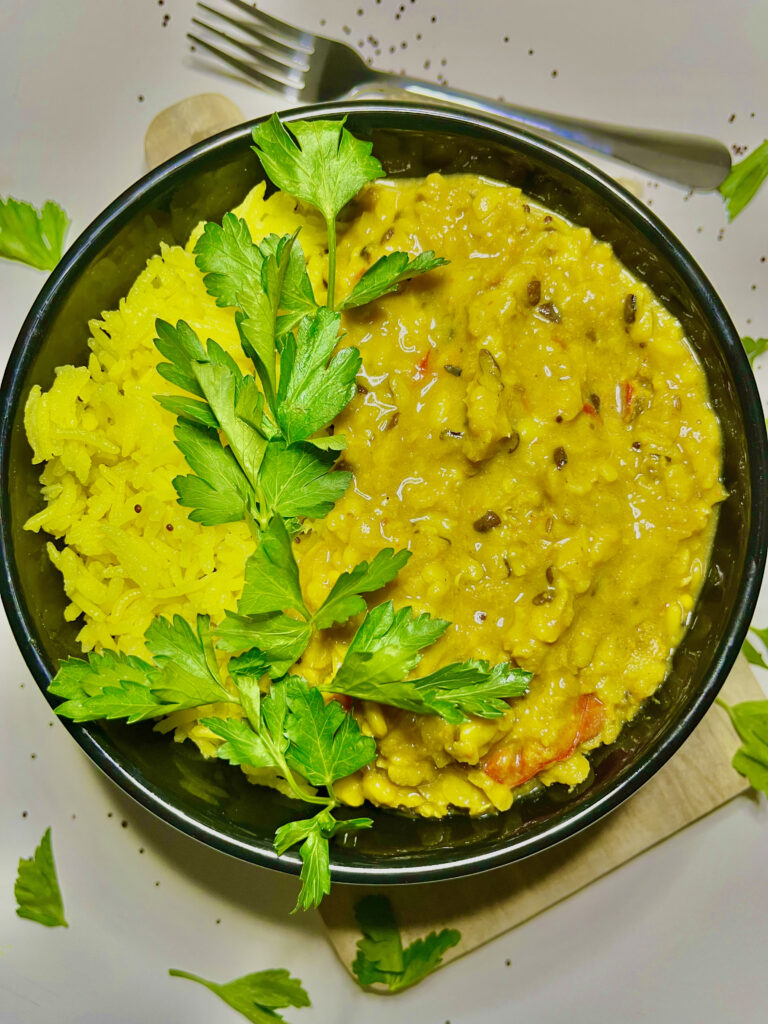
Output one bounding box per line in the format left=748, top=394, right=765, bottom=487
left=482, top=694, right=606, bottom=788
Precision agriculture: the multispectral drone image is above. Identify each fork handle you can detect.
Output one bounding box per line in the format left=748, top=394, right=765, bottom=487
left=347, top=77, right=731, bottom=190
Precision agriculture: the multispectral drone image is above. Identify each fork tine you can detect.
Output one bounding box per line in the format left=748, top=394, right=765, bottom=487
left=191, top=18, right=305, bottom=84
left=219, top=0, right=315, bottom=52
left=196, top=3, right=310, bottom=68
left=187, top=32, right=300, bottom=98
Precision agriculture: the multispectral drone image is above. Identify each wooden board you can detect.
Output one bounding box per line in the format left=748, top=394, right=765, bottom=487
left=320, top=657, right=762, bottom=975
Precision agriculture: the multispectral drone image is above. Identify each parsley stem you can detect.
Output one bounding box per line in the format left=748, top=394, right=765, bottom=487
left=168, top=969, right=204, bottom=983
left=325, top=217, right=337, bottom=310
left=278, top=754, right=335, bottom=807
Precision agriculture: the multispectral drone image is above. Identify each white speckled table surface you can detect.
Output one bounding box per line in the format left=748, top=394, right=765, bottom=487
left=1, top=2, right=767, bottom=1022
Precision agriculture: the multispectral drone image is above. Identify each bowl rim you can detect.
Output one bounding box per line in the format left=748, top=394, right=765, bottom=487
left=2, top=99, right=766, bottom=884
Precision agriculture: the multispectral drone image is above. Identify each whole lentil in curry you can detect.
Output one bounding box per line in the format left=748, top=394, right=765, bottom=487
left=24, top=172, right=725, bottom=819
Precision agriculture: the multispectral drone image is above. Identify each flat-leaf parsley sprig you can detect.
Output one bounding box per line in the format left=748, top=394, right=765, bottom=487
left=47, top=115, right=531, bottom=910
left=169, top=965, right=310, bottom=1024
left=251, top=114, right=447, bottom=309
left=352, top=894, right=460, bottom=992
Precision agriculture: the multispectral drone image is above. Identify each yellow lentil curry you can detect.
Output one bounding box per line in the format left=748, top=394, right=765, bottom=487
left=24, top=173, right=725, bottom=818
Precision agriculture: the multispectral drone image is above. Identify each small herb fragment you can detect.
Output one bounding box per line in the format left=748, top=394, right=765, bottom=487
left=0, top=197, right=69, bottom=271
left=15, top=828, right=68, bottom=928
left=742, top=336, right=768, bottom=366
left=338, top=250, right=449, bottom=310
left=352, top=894, right=460, bottom=992
left=719, top=139, right=768, bottom=220
left=717, top=697, right=768, bottom=796
left=169, top=966, right=310, bottom=1024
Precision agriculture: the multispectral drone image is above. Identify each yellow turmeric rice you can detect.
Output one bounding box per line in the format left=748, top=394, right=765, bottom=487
left=24, top=173, right=725, bottom=817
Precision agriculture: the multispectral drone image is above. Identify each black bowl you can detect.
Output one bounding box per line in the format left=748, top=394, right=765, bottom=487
left=2, top=101, right=766, bottom=884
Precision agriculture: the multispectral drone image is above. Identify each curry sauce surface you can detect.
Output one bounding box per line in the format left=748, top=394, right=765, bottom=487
left=286, top=174, right=724, bottom=815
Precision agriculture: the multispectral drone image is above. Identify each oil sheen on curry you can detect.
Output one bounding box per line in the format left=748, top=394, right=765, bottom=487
left=25, top=172, right=725, bottom=819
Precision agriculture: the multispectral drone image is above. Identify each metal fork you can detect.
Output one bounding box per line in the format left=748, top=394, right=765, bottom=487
left=188, top=0, right=731, bottom=190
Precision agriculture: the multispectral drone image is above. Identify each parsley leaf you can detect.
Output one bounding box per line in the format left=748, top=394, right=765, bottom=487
left=218, top=613, right=313, bottom=678
left=313, top=549, right=411, bottom=630
left=338, top=251, right=449, bottom=310
left=259, top=440, right=350, bottom=521
left=251, top=114, right=383, bottom=307
left=169, top=967, right=310, bottom=1024
left=235, top=234, right=296, bottom=403
left=49, top=650, right=165, bottom=723
left=352, top=895, right=460, bottom=992
left=325, top=658, right=530, bottom=724
left=193, top=212, right=266, bottom=311
left=334, top=601, right=450, bottom=690
left=251, top=114, right=382, bottom=228
left=275, top=307, right=361, bottom=444
left=195, top=215, right=317, bottom=330
left=324, top=603, right=530, bottom=722
left=283, top=679, right=377, bottom=787
left=154, top=315, right=209, bottom=395
left=719, top=139, right=768, bottom=220
left=14, top=828, right=68, bottom=928
left=238, top=516, right=308, bottom=617
left=259, top=232, right=319, bottom=333
left=274, top=807, right=372, bottom=913
left=51, top=616, right=235, bottom=723
left=200, top=673, right=375, bottom=910
left=0, top=197, right=69, bottom=271
left=145, top=614, right=233, bottom=706
left=202, top=717, right=276, bottom=769
left=717, top=698, right=768, bottom=795
left=156, top=315, right=352, bottom=531
left=742, top=336, right=768, bottom=366
left=742, top=637, right=768, bottom=671
left=173, top=420, right=253, bottom=526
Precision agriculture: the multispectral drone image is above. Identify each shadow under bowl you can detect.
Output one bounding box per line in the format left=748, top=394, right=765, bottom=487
left=1, top=101, right=766, bottom=884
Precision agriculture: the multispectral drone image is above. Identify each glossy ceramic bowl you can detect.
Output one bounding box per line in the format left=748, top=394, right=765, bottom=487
left=2, top=101, right=766, bottom=884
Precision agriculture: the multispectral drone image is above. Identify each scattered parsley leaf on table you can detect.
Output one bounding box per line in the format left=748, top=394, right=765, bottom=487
left=15, top=828, right=68, bottom=928
left=338, top=251, right=449, bottom=310
left=742, top=635, right=768, bottom=672
left=352, top=894, right=460, bottom=992
left=719, top=139, right=768, bottom=220
left=0, top=197, right=69, bottom=271
left=742, top=336, right=768, bottom=366
left=169, top=967, right=310, bottom=1024
left=717, top=698, right=768, bottom=795
left=251, top=114, right=383, bottom=307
